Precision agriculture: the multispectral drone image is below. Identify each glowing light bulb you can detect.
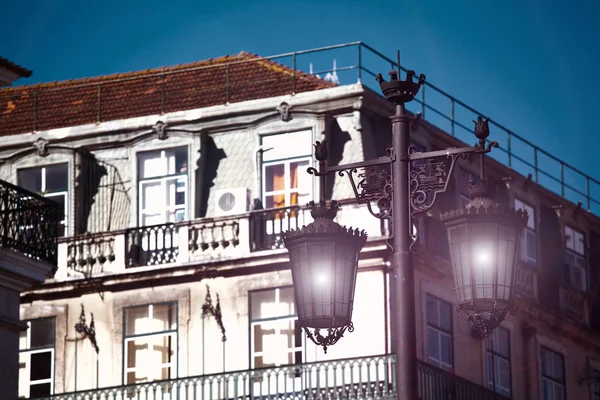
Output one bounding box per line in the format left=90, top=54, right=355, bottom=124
left=317, top=274, right=327, bottom=284
left=476, top=251, right=491, bottom=266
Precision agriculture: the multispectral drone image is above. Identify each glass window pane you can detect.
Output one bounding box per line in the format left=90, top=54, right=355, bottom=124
left=439, top=301, right=452, bottom=331
left=497, top=328, right=510, bottom=357
left=440, top=333, right=452, bottom=365
left=262, top=130, right=313, bottom=162
left=139, top=151, right=167, bottom=179
left=427, top=328, right=439, bottom=361
left=153, top=303, right=177, bottom=331
left=153, top=335, right=175, bottom=364
left=30, top=319, right=55, bottom=348
left=290, top=161, right=309, bottom=190
left=278, top=287, right=295, bottom=317
left=169, top=147, right=188, bottom=175
left=125, top=306, right=150, bottom=336
left=29, top=383, right=51, bottom=397
left=18, top=168, right=42, bottom=193
left=265, top=194, right=285, bottom=209
left=251, top=290, right=277, bottom=321
left=265, top=164, right=285, bottom=192
left=141, top=181, right=163, bottom=211
left=30, top=351, right=52, bottom=380
left=45, top=164, right=68, bottom=192
left=426, top=295, right=438, bottom=326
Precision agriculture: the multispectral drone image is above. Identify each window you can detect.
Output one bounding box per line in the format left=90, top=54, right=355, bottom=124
left=123, top=303, right=177, bottom=385
left=138, top=147, right=188, bottom=226
left=261, top=130, right=313, bottom=209
left=19, top=318, right=56, bottom=398
left=541, top=347, right=565, bottom=400
left=486, top=326, right=511, bottom=397
left=250, top=287, right=302, bottom=369
left=515, top=199, right=537, bottom=265
left=18, top=164, right=69, bottom=236
left=426, top=294, right=453, bottom=371
left=565, top=226, right=586, bottom=291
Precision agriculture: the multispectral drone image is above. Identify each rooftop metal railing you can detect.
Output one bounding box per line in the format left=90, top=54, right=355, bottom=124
left=1, top=42, right=597, bottom=216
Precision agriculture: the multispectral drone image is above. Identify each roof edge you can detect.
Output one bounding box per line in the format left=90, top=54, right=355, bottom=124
left=0, top=57, right=32, bottom=78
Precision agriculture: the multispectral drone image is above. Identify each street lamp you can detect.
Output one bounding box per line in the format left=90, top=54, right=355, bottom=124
left=283, top=52, right=527, bottom=400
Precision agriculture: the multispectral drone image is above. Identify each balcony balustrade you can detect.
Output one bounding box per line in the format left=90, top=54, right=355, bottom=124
left=514, top=263, right=538, bottom=300
left=0, top=178, right=59, bottom=266
left=55, top=201, right=388, bottom=279
left=33, top=355, right=506, bottom=400
left=558, top=285, right=589, bottom=324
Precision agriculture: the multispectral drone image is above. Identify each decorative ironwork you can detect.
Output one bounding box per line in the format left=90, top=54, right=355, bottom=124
left=409, top=152, right=466, bottom=216
left=126, top=223, right=179, bottom=267
left=303, top=323, right=354, bottom=354
left=0, top=178, right=59, bottom=268
left=456, top=304, right=517, bottom=339
left=74, top=304, right=99, bottom=354
left=376, top=51, right=426, bottom=105
left=33, top=354, right=507, bottom=400
left=202, top=285, right=227, bottom=342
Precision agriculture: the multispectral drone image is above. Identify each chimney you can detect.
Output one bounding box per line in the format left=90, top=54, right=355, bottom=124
left=0, top=57, right=32, bottom=87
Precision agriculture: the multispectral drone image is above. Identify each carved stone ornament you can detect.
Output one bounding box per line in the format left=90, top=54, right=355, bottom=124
left=33, top=137, right=49, bottom=157
left=153, top=120, right=168, bottom=141
left=276, top=102, right=292, bottom=122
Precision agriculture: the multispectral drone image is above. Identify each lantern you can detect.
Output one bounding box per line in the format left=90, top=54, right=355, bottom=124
left=283, top=200, right=367, bottom=352
left=441, top=182, right=528, bottom=337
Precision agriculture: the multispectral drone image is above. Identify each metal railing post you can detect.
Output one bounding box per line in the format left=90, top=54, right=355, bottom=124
left=450, top=99, right=455, bottom=137
left=33, top=92, right=38, bottom=133
left=507, top=132, right=512, bottom=168
left=292, top=53, right=297, bottom=94
left=97, top=84, right=102, bottom=123
left=226, top=64, right=231, bottom=104
left=161, top=74, right=166, bottom=113
left=357, top=44, right=362, bottom=83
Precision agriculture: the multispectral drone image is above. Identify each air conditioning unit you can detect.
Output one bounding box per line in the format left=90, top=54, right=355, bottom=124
left=214, top=187, right=250, bottom=217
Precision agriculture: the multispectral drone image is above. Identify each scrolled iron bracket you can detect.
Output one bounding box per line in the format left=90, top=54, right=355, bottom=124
left=456, top=304, right=516, bottom=339
left=303, top=322, right=354, bottom=354
left=409, top=151, right=468, bottom=217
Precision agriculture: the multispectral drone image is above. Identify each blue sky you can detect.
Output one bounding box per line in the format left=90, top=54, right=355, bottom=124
left=2, top=0, right=599, bottom=209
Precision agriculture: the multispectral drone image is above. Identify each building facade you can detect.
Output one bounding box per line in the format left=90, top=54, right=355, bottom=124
left=1, top=44, right=599, bottom=399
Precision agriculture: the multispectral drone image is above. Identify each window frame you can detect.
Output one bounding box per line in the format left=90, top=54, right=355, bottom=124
left=260, top=130, right=314, bottom=210
left=17, top=163, right=69, bottom=237
left=425, top=294, right=454, bottom=371
left=485, top=326, right=512, bottom=397
left=564, top=225, right=587, bottom=291
left=122, top=301, right=179, bottom=385
left=137, top=146, right=189, bottom=227
left=514, top=198, right=537, bottom=266
left=540, top=346, right=566, bottom=400
left=248, top=286, right=304, bottom=370
left=19, top=317, right=56, bottom=398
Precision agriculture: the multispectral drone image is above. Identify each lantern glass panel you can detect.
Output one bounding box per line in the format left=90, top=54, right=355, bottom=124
left=287, top=236, right=360, bottom=329
left=470, top=222, right=498, bottom=301
left=448, top=224, right=472, bottom=302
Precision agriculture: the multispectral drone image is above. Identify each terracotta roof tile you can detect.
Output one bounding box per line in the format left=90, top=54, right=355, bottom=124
left=0, top=57, right=32, bottom=78
left=0, top=52, right=337, bottom=137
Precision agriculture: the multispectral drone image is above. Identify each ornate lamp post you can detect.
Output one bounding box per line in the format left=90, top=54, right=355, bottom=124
left=283, top=52, right=527, bottom=399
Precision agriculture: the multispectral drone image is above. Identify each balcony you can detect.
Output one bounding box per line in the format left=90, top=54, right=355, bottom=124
left=34, top=355, right=507, bottom=400
left=558, top=285, right=589, bottom=324
left=0, top=178, right=59, bottom=267
left=57, top=201, right=388, bottom=279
